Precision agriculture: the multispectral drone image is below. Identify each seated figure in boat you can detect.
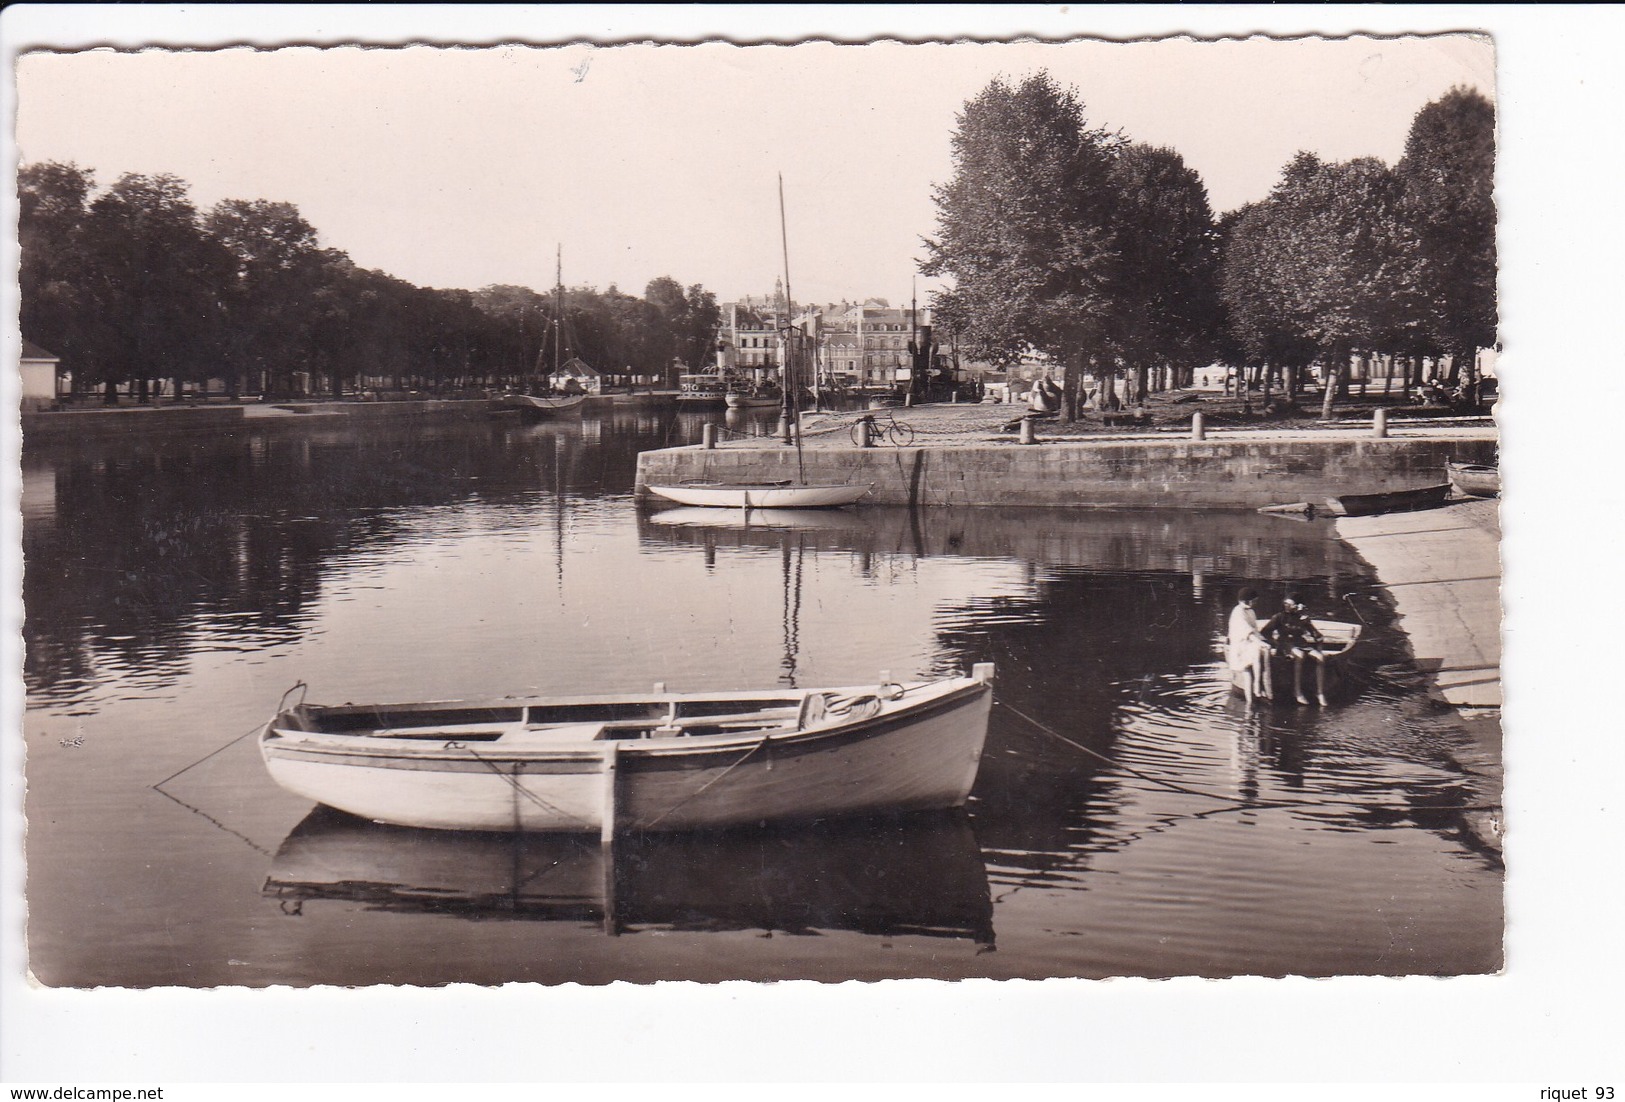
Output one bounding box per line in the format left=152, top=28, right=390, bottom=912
left=1226, top=587, right=1272, bottom=703
left=1262, top=591, right=1328, bottom=706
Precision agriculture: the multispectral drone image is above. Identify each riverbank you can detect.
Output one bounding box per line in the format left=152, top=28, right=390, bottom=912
left=1335, top=497, right=1503, bottom=852
left=19, top=397, right=509, bottom=443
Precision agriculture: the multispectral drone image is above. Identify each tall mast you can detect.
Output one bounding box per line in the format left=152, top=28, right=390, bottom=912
left=911, top=278, right=918, bottom=400
left=778, top=174, right=805, bottom=485
left=554, top=244, right=563, bottom=376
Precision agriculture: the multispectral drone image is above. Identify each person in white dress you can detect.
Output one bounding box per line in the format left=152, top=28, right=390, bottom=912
left=1226, top=587, right=1272, bottom=703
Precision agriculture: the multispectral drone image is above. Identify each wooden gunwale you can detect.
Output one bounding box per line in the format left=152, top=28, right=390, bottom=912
left=264, top=681, right=991, bottom=774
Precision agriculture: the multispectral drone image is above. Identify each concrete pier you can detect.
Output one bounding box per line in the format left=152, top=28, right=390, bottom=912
left=636, top=418, right=1498, bottom=510
left=1336, top=498, right=1502, bottom=852
left=1336, top=499, right=1501, bottom=711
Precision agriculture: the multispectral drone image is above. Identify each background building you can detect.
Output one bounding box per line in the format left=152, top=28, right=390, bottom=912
left=20, top=339, right=61, bottom=410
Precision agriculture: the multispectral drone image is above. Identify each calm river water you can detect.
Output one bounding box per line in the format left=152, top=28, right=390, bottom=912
left=20, top=407, right=1502, bottom=986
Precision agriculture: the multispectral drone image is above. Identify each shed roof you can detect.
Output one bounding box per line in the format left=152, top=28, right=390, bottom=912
left=553, top=357, right=599, bottom=378
left=21, top=339, right=59, bottom=361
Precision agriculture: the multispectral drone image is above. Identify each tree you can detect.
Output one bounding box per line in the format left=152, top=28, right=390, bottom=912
left=1231, top=154, right=1422, bottom=419
left=680, top=284, right=722, bottom=377
left=1220, top=203, right=1318, bottom=405
left=1106, top=144, right=1222, bottom=402
left=205, top=198, right=323, bottom=398
left=80, top=173, right=232, bottom=403
left=922, top=72, right=1123, bottom=419
left=644, top=276, right=721, bottom=386
left=18, top=162, right=95, bottom=388
left=475, top=284, right=553, bottom=388
left=1396, top=87, right=1497, bottom=399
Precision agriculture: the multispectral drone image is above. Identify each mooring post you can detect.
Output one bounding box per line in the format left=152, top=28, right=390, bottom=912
left=1373, top=408, right=1388, bottom=439
left=1191, top=412, right=1206, bottom=441
left=702, top=422, right=716, bottom=449
left=858, top=418, right=873, bottom=448
left=779, top=415, right=792, bottom=443
left=1019, top=416, right=1037, bottom=446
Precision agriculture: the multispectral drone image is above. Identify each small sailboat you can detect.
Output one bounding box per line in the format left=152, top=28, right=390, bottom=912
left=504, top=391, right=590, bottom=418
left=649, top=176, right=867, bottom=511
left=504, top=247, right=592, bottom=421
left=647, top=480, right=871, bottom=509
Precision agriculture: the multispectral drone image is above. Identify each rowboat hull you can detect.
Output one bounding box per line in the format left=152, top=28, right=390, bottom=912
left=647, top=482, right=871, bottom=509
left=1324, top=482, right=1452, bottom=517
left=503, top=393, right=589, bottom=419
left=261, top=668, right=993, bottom=833
left=1447, top=462, right=1499, bottom=498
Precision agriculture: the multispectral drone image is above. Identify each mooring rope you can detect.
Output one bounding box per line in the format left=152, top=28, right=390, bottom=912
left=640, top=734, right=772, bottom=831
left=148, top=720, right=278, bottom=856
left=998, top=700, right=1499, bottom=814
left=151, top=722, right=265, bottom=792
left=461, top=744, right=598, bottom=830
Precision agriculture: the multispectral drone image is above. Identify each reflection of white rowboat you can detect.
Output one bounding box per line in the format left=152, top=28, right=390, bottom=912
left=646, top=507, right=872, bottom=532
left=260, top=665, right=994, bottom=834
left=263, top=806, right=994, bottom=943
left=647, top=481, right=871, bottom=509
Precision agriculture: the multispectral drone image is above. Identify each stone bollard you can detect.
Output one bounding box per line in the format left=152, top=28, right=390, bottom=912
left=905, top=392, right=914, bottom=408
left=858, top=418, right=873, bottom=448
left=779, top=415, right=792, bottom=443
left=1019, top=416, right=1037, bottom=446
left=1191, top=412, right=1206, bottom=441
left=702, top=422, right=717, bottom=449
left=1373, top=408, right=1388, bottom=439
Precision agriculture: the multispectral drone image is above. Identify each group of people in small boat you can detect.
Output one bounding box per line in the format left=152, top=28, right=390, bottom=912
left=1226, top=587, right=1330, bottom=706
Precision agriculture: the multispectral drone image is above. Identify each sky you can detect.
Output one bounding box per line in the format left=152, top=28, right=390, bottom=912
left=13, top=32, right=1493, bottom=307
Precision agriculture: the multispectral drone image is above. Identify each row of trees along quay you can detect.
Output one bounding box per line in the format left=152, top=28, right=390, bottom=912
left=923, top=73, right=1496, bottom=422
left=18, top=165, right=722, bottom=403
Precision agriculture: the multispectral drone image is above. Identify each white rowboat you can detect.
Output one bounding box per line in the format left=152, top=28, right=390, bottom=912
left=647, top=481, right=871, bottom=509
left=260, top=665, right=994, bottom=834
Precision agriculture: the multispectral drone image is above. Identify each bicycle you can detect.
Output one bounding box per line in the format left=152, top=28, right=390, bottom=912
left=848, top=411, right=916, bottom=447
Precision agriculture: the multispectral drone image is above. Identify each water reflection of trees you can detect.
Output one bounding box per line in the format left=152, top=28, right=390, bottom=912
left=639, top=506, right=1385, bottom=881
left=22, top=413, right=678, bottom=703
left=641, top=504, right=1494, bottom=898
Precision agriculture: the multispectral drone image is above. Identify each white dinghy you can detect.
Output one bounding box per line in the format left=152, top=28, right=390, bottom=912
left=260, top=665, right=994, bottom=834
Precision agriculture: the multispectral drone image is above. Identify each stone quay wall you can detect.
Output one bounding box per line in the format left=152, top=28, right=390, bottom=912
left=635, top=434, right=1500, bottom=510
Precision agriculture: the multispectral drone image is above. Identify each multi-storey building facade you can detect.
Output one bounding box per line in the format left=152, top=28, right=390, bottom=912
left=717, top=291, right=935, bottom=393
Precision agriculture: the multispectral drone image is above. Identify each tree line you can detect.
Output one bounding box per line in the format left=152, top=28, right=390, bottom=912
left=924, top=74, right=1496, bottom=420
left=18, top=165, right=722, bottom=403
